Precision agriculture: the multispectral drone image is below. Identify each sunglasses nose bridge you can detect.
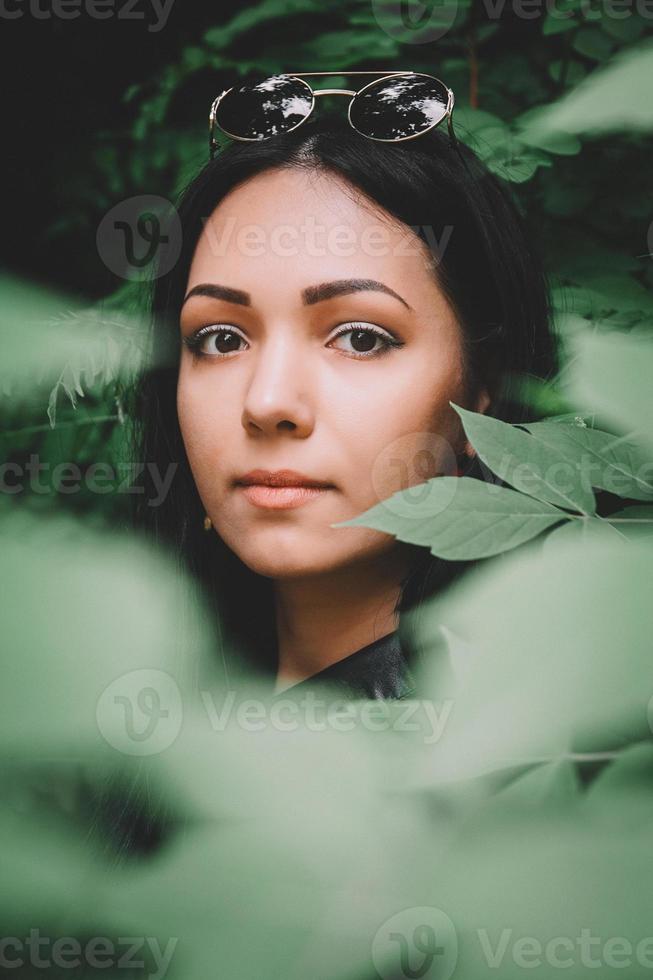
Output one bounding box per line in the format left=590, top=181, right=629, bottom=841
left=312, top=88, right=357, bottom=97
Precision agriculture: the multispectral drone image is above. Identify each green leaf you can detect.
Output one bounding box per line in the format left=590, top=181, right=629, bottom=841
left=478, top=138, right=551, bottom=184
left=600, top=13, right=645, bottom=43
left=570, top=332, right=653, bottom=452
left=301, top=29, right=398, bottom=63
left=519, top=40, right=653, bottom=139
left=452, top=404, right=597, bottom=514
left=410, top=533, right=653, bottom=778
left=492, top=758, right=581, bottom=807
left=607, top=504, right=653, bottom=542
left=204, top=0, right=345, bottom=50
left=331, top=477, right=566, bottom=560
left=47, top=384, right=59, bottom=429
left=122, top=82, right=141, bottom=103
left=542, top=12, right=577, bottom=35
left=572, top=25, right=614, bottom=61
left=580, top=274, right=653, bottom=316
left=522, top=421, right=653, bottom=501
left=585, top=744, right=653, bottom=826
left=61, top=373, right=78, bottom=409
left=547, top=58, right=588, bottom=86
left=451, top=107, right=507, bottom=138
left=519, top=126, right=582, bottom=156
left=543, top=516, right=629, bottom=550
left=504, top=375, right=575, bottom=417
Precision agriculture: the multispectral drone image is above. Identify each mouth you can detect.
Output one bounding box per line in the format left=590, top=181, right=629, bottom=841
left=236, top=483, right=333, bottom=510
left=234, top=468, right=335, bottom=509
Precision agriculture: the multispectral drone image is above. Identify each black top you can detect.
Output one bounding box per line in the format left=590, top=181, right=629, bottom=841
left=272, top=630, right=417, bottom=702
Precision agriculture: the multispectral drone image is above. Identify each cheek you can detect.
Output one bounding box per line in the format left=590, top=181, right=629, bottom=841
left=176, top=372, right=233, bottom=490
left=340, top=367, right=464, bottom=505
left=176, top=383, right=207, bottom=463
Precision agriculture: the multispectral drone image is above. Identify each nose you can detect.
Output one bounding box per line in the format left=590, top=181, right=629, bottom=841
left=241, top=334, right=314, bottom=438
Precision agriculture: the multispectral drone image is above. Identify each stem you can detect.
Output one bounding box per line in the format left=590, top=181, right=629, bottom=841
left=2, top=414, right=121, bottom=439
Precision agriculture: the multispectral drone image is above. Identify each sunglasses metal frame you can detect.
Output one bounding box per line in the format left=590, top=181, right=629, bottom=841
left=209, top=70, right=456, bottom=159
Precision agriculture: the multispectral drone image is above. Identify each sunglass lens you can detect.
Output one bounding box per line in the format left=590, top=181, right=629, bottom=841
left=349, top=74, right=449, bottom=140
left=215, top=74, right=313, bottom=140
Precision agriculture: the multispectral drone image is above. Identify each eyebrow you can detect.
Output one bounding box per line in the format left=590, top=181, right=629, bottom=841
left=181, top=278, right=413, bottom=311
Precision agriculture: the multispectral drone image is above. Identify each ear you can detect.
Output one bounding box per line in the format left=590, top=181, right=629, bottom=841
left=475, top=387, right=491, bottom=415
left=462, top=386, right=491, bottom=459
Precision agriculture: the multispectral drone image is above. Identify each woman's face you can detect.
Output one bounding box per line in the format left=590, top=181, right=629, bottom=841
left=178, top=167, right=489, bottom=579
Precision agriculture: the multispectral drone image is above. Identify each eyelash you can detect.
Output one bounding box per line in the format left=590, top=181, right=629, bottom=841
left=182, top=323, right=404, bottom=360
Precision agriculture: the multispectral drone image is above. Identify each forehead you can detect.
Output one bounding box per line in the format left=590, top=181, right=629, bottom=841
left=186, top=167, right=439, bottom=302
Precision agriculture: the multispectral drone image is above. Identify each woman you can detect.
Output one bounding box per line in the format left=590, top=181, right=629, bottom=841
left=132, top=93, right=557, bottom=703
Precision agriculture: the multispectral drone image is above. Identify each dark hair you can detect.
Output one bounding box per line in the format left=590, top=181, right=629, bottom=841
left=130, top=111, right=558, bottom=683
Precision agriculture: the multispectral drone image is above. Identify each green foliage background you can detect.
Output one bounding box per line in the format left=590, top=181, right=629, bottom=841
left=3, top=0, right=653, bottom=528
left=2, top=3, right=653, bottom=977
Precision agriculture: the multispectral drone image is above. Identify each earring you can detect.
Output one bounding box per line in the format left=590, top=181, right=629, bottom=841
left=203, top=514, right=213, bottom=531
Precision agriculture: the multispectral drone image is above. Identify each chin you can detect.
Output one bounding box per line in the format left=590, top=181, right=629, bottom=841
left=232, top=539, right=338, bottom=579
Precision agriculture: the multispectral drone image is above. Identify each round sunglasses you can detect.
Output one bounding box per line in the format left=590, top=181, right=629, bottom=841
left=208, top=71, right=456, bottom=159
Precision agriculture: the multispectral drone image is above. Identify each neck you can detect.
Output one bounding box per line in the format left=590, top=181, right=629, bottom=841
left=272, top=546, right=413, bottom=693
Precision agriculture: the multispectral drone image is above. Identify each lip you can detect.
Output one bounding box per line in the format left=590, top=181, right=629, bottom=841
left=238, top=484, right=332, bottom=510
left=235, top=469, right=334, bottom=489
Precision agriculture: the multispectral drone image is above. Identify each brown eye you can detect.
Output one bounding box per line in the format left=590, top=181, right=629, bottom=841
left=204, top=330, right=243, bottom=355
left=328, top=322, right=404, bottom=359
left=184, top=325, right=248, bottom=358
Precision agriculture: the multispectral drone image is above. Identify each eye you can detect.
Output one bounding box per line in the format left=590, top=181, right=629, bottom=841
left=328, top=322, right=404, bottom=359
left=182, top=321, right=405, bottom=360
left=183, top=325, right=248, bottom=358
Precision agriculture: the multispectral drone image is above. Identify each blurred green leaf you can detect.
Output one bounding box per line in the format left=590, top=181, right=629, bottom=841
left=518, top=40, right=653, bottom=139
left=607, top=504, right=653, bottom=541
left=570, top=332, right=653, bottom=451
left=573, top=25, right=614, bottom=61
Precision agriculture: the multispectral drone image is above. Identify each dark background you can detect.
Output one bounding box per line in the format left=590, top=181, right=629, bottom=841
left=4, top=5, right=223, bottom=296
